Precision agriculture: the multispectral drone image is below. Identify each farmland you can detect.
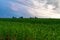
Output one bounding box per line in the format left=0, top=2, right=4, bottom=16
left=0, top=18, right=60, bottom=40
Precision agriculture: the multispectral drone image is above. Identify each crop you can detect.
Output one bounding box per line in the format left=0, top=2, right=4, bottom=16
left=0, top=18, right=60, bottom=40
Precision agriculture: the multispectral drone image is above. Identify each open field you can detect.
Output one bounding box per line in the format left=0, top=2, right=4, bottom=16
left=0, top=18, right=60, bottom=40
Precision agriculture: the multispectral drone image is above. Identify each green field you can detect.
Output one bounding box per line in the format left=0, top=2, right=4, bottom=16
left=0, top=18, right=60, bottom=40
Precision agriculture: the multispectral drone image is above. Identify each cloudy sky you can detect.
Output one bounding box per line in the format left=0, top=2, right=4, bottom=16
left=0, top=0, right=60, bottom=18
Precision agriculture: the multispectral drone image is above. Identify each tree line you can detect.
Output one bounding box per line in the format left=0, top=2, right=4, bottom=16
left=12, top=16, right=38, bottom=19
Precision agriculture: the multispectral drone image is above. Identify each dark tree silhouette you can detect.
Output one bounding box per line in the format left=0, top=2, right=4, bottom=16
left=35, top=16, right=38, bottom=19
left=19, top=16, right=23, bottom=19
left=12, top=16, right=16, bottom=18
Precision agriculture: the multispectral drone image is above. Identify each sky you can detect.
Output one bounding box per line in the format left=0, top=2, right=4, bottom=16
left=0, top=0, right=60, bottom=18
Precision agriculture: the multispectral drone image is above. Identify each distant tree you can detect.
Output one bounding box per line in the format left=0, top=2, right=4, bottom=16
left=12, top=16, right=16, bottom=18
left=30, top=17, right=33, bottom=19
left=30, top=16, right=38, bottom=19
left=35, top=16, right=38, bottom=19
left=19, top=16, right=23, bottom=19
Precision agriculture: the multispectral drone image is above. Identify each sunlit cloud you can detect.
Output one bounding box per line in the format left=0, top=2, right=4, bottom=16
left=9, top=0, right=60, bottom=18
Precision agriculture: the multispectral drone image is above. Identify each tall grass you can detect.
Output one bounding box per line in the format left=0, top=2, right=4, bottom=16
left=0, top=18, right=60, bottom=40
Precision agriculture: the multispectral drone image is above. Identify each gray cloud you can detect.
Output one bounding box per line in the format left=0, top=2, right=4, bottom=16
left=9, top=0, right=60, bottom=18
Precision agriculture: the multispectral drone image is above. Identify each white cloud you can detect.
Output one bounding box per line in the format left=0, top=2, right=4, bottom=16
left=9, top=2, right=20, bottom=11
left=9, top=0, right=60, bottom=18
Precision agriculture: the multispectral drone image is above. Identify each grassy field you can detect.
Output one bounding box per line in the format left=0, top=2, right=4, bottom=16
left=0, top=18, right=60, bottom=40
